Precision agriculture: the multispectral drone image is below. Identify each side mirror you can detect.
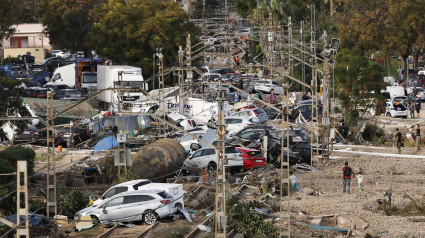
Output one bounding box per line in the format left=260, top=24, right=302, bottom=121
left=102, top=209, right=107, bottom=214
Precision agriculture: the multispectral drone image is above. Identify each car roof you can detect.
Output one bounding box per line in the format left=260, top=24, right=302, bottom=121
left=115, top=179, right=151, bottom=187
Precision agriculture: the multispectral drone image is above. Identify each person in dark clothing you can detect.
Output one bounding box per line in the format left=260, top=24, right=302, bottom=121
left=342, top=161, right=353, bottom=194
left=415, top=96, right=422, bottom=118
left=396, top=128, right=402, bottom=154
left=416, top=124, right=421, bottom=150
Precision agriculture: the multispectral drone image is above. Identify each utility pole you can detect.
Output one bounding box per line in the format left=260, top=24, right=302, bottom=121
left=116, top=71, right=126, bottom=178
left=178, top=46, right=185, bottom=114
left=46, top=91, right=57, bottom=220
left=156, top=47, right=165, bottom=136
left=215, top=81, right=227, bottom=238
left=279, top=85, right=291, bottom=237
left=310, top=4, right=319, bottom=174
left=301, top=21, right=305, bottom=92
left=268, top=13, right=274, bottom=79
left=288, top=17, right=293, bottom=76
left=186, top=35, right=192, bottom=85
left=321, top=50, right=331, bottom=159
left=16, top=160, right=29, bottom=237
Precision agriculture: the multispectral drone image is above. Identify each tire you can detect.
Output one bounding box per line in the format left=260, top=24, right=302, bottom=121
left=143, top=211, right=158, bottom=225
left=207, top=162, right=217, bottom=171
left=91, top=216, right=100, bottom=224
left=402, top=116, right=408, bottom=119
left=386, top=112, right=391, bottom=117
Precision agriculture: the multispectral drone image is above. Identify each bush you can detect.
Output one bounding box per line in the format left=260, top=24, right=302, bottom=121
left=226, top=196, right=279, bottom=237
left=57, top=189, right=90, bottom=218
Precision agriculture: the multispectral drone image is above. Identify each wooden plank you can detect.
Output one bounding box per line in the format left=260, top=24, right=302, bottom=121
left=97, top=225, right=118, bottom=238
left=185, top=217, right=212, bottom=238
left=137, top=222, right=158, bottom=238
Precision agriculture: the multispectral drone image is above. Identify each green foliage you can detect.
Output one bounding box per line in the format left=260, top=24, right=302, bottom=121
left=89, top=0, right=200, bottom=78
left=1, top=56, right=21, bottom=66
left=39, top=0, right=106, bottom=56
left=233, top=0, right=257, bottom=18
left=0, top=0, right=18, bottom=45
left=0, top=147, right=36, bottom=183
left=14, top=0, right=44, bottom=23
left=57, top=188, right=90, bottom=218
left=226, top=196, right=279, bottom=237
left=0, top=72, right=28, bottom=131
left=362, top=124, right=385, bottom=145
left=334, top=47, right=385, bottom=127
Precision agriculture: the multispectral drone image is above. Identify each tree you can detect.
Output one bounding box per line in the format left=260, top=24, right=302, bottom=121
left=334, top=48, right=386, bottom=127
left=0, top=72, right=28, bottom=131
left=0, top=0, right=19, bottom=45
left=89, top=0, right=200, bottom=77
left=39, top=0, right=106, bottom=56
left=15, top=0, right=44, bottom=23
left=233, top=0, right=257, bottom=18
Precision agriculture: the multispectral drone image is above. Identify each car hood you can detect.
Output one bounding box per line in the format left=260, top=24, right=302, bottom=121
left=76, top=206, right=97, bottom=216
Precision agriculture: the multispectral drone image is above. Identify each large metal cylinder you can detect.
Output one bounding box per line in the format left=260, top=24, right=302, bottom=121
left=131, top=138, right=186, bottom=181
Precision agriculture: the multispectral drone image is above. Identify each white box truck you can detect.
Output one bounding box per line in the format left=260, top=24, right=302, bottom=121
left=97, top=65, right=147, bottom=110
left=45, top=63, right=76, bottom=88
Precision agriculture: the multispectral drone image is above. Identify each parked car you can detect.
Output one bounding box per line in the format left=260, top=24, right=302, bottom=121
left=236, top=28, right=252, bottom=37
left=254, top=80, right=284, bottom=94
left=28, top=88, right=52, bottom=98
left=398, top=68, right=417, bottom=81
left=235, top=147, right=267, bottom=170
left=13, top=125, right=39, bottom=143
left=75, top=190, right=177, bottom=224
left=291, top=99, right=323, bottom=121
left=184, top=147, right=244, bottom=171
left=224, top=117, right=257, bottom=134
left=31, top=64, right=44, bottom=73
left=231, top=108, right=268, bottom=123
left=385, top=96, right=408, bottom=118
left=53, top=89, right=83, bottom=100
left=38, top=128, right=61, bottom=147
left=210, top=68, right=235, bottom=75
left=92, top=179, right=184, bottom=209
left=54, top=51, right=71, bottom=58
left=204, top=73, right=221, bottom=82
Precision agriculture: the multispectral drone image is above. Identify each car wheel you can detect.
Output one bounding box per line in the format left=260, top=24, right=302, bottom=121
left=207, top=162, right=217, bottom=171
left=386, top=112, right=391, bottom=117
left=91, top=216, right=100, bottom=224
left=143, top=211, right=158, bottom=225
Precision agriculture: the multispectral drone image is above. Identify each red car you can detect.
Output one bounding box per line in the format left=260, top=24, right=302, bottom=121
left=236, top=147, right=267, bottom=170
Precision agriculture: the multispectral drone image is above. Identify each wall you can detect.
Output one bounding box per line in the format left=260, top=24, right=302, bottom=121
left=3, top=48, right=45, bottom=63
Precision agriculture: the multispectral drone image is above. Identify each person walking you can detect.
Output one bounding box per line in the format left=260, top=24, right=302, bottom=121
left=289, top=172, right=301, bottom=192
left=410, top=101, right=416, bottom=118
left=415, top=96, right=422, bottom=118
left=396, top=128, right=402, bottom=154
left=269, top=89, right=276, bottom=104
left=416, top=124, right=421, bottom=150
left=342, top=162, right=353, bottom=194
left=357, top=172, right=364, bottom=192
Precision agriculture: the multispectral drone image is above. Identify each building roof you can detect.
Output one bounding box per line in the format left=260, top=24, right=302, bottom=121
left=22, top=97, right=98, bottom=119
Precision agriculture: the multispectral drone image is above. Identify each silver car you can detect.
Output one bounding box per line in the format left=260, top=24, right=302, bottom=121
left=75, top=190, right=177, bottom=224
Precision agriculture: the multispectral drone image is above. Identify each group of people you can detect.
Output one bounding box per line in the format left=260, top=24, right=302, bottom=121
left=395, top=124, right=421, bottom=153
left=406, top=87, right=422, bottom=118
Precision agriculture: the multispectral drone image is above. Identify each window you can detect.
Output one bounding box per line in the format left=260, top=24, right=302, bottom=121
left=225, top=119, right=242, bottom=124
left=180, top=135, right=194, bottom=142
left=106, top=197, right=123, bottom=207
left=103, top=188, right=116, bottom=199
left=202, top=148, right=215, bottom=156
left=124, top=195, right=143, bottom=204
left=115, top=187, right=128, bottom=194
left=158, top=191, right=172, bottom=199
left=52, top=73, right=61, bottom=81
left=254, top=109, right=265, bottom=115
left=240, top=131, right=256, bottom=140
left=192, top=150, right=203, bottom=158
left=225, top=147, right=240, bottom=154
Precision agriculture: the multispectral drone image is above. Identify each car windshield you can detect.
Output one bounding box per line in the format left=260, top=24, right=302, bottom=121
left=82, top=72, right=97, bottom=83
left=158, top=191, right=171, bottom=199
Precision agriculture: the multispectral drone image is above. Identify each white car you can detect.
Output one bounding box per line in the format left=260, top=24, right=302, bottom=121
left=237, top=28, right=252, bottom=37
left=254, top=80, right=284, bottom=94
left=178, top=131, right=206, bottom=150
left=76, top=190, right=176, bottom=224
left=92, top=179, right=184, bottom=209
left=184, top=147, right=244, bottom=170
left=385, top=96, right=408, bottom=118
left=55, top=51, right=71, bottom=58
left=224, top=117, right=257, bottom=134
left=231, top=108, right=268, bottom=123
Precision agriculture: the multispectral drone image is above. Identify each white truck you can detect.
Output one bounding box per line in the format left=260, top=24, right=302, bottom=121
left=46, top=63, right=76, bottom=88
left=97, top=65, right=147, bottom=110
left=80, top=71, right=97, bottom=95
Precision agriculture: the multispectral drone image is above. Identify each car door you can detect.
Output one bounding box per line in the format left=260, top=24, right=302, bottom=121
left=121, top=195, right=151, bottom=221
left=225, top=147, right=243, bottom=166
left=185, top=149, right=203, bottom=167
left=195, top=148, right=216, bottom=168
left=101, top=196, right=124, bottom=221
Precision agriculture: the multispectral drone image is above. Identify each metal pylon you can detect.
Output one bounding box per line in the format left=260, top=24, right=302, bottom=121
left=215, top=81, right=227, bottom=238
left=16, top=160, right=29, bottom=237
left=279, top=85, right=291, bottom=237
left=46, top=91, right=57, bottom=219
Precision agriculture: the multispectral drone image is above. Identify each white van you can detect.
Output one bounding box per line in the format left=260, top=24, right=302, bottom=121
left=92, top=179, right=184, bottom=209
left=386, top=86, right=405, bottom=98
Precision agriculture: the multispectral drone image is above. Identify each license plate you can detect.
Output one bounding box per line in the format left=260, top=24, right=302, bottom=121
left=256, top=160, right=263, bottom=162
